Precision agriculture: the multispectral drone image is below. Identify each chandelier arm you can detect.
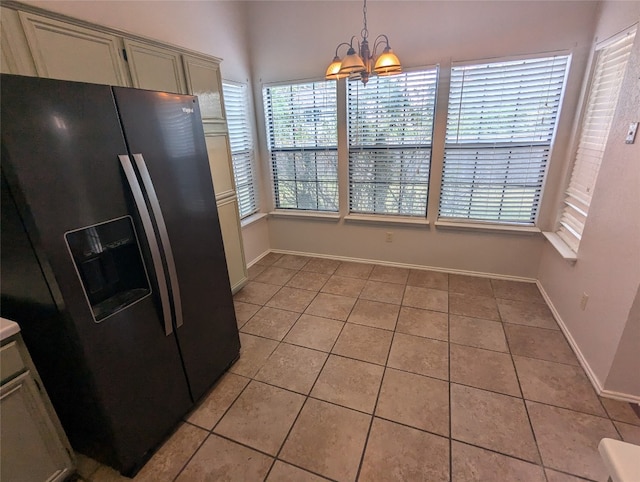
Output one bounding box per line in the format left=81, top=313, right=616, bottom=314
left=334, top=41, right=354, bottom=58
left=372, top=34, right=391, bottom=57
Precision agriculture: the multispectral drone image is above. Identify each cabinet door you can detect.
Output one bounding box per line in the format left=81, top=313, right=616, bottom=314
left=18, top=11, right=129, bottom=86
left=1, top=7, right=37, bottom=76
left=1, top=371, right=73, bottom=482
left=205, top=134, right=236, bottom=200
left=123, top=39, right=186, bottom=93
left=183, top=54, right=225, bottom=121
left=217, top=197, right=248, bottom=293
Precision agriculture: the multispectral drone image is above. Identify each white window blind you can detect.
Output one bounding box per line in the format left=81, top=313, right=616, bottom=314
left=557, top=29, right=636, bottom=252
left=348, top=69, right=437, bottom=216
left=222, top=81, right=258, bottom=219
left=440, top=55, right=570, bottom=224
left=263, top=81, right=338, bottom=211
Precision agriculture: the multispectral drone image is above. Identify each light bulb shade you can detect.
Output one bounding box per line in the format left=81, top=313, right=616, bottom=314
left=325, top=56, right=344, bottom=80
left=374, top=48, right=402, bottom=75
left=338, top=49, right=366, bottom=75
left=376, top=66, right=402, bottom=77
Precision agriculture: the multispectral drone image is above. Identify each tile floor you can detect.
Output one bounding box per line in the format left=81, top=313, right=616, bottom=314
left=77, top=253, right=640, bottom=482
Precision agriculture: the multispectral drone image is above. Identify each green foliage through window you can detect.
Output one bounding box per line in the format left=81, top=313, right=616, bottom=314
left=263, top=81, right=338, bottom=211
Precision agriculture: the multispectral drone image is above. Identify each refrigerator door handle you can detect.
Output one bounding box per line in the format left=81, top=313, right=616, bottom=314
left=132, top=153, right=184, bottom=329
left=119, top=154, right=174, bottom=336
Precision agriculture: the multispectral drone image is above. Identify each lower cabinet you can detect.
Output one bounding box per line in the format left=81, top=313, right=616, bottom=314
left=0, top=336, right=74, bottom=482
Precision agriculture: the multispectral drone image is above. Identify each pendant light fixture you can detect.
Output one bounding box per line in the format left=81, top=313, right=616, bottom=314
left=325, top=0, right=402, bottom=85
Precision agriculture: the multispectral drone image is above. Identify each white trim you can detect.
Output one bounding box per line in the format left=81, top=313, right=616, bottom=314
left=262, top=76, right=330, bottom=89
left=267, top=248, right=536, bottom=282
left=596, top=22, right=639, bottom=50
left=268, top=210, right=340, bottom=221
left=240, top=212, right=268, bottom=228
left=538, top=281, right=640, bottom=404
left=451, top=48, right=573, bottom=68
left=344, top=214, right=429, bottom=227
left=246, top=249, right=272, bottom=268
left=536, top=281, right=608, bottom=397
left=435, top=220, right=541, bottom=235
left=542, top=232, right=578, bottom=264
left=599, top=389, right=640, bottom=405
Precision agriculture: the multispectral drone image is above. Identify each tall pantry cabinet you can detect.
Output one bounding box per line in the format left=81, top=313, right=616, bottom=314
left=0, top=4, right=249, bottom=293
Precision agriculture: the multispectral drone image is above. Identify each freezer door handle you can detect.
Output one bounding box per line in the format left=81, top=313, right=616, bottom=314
left=119, top=155, right=174, bottom=336
left=132, top=153, right=184, bottom=330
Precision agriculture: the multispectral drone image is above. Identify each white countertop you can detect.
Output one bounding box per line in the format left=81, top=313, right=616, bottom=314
left=0, top=317, right=21, bottom=341
left=599, top=438, right=640, bottom=482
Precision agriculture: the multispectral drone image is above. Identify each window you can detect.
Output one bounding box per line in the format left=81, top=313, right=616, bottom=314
left=440, top=55, right=570, bottom=224
left=557, top=28, right=636, bottom=252
left=263, top=80, right=338, bottom=211
left=348, top=69, right=438, bottom=216
left=223, top=81, right=258, bottom=218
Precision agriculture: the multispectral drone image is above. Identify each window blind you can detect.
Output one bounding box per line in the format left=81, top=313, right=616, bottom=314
left=348, top=69, right=437, bottom=216
left=557, top=29, right=636, bottom=252
left=222, top=81, right=258, bottom=218
left=440, top=55, right=569, bottom=224
left=263, top=81, right=338, bottom=211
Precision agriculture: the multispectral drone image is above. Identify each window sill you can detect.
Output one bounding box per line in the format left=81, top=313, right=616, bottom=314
left=542, top=232, right=577, bottom=264
left=344, top=214, right=429, bottom=227
left=435, top=220, right=541, bottom=235
left=269, top=210, right=341, bottom=221
left=240, top=212, right=268, bottom=228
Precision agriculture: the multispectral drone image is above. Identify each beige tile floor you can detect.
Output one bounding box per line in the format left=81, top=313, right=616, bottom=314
left=77, top=253, right=640, bottom=482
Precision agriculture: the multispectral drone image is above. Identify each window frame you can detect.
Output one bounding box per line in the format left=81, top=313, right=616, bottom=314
left=222, top=80, right=259, bottom=219
left=438, top=52, right=571, bottom=227
left=262, top=78, right=339, bottom=213
left=346, top=66, right=439, bottom=218
left=554, top=27, right=637, bottom=253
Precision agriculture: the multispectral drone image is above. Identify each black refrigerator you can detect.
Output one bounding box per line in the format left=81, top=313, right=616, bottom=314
left=0, top=74, right=241, bottom=476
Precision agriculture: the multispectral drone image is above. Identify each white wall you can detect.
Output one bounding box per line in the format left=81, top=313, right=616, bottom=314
left=537, top=1, right=640, bottom=398
left=21, top=0, right=272, bottom=262
left=245, top=0, right=599, bottom=277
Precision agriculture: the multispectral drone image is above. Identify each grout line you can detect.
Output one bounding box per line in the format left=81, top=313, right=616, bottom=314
left=170, top=427, right=210, bottom=482
left=264, top=279, right=361, bottom=481
left=228, top=258, right=607, bottom=482
left=448, top=290, right=453, bottom=482
left=503, top=318, right=548, bottom=477
left=353, top=301, right=398, bottom=482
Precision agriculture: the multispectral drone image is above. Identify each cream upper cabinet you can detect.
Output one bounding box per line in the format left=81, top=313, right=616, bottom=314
left=205, top=135, right=236, bottom=200
left=1, top=7, right=37, bottom=76
left=217, top=197, right=248, bottom=292
left=123, top=39, right=186, bottom=94
left=18, top=11, right=129, bottom=86
left=183, top=54, right=225, bottom=121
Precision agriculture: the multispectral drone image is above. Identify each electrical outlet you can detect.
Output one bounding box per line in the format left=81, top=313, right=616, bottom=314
left=580, top=293, right=589, bottom=311
left=385, top=232, right=393, bottom=243
left=626, top=122, right=638, bottom=144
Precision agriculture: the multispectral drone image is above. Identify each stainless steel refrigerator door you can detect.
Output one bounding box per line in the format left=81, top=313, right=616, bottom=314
left=0, top=74, right=192, bottom=474
left=113, top=87, right=240, bottom=402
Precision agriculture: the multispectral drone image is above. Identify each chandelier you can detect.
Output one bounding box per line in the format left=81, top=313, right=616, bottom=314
left=325, top=0, right=402, bottom=85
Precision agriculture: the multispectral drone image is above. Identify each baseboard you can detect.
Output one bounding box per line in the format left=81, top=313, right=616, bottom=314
left=599, top=389, right=640, bottom=405
left=267, top=248, right=537, bottom=282
left=536, top=281, right=640, bottom=405
left=247, top=248, right=640, bottom=403
left=246, top=249, right=272, bottom=269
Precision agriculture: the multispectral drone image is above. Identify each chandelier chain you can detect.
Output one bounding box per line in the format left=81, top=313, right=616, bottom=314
left=361, top=0, right=368, bottom=40
left=325, top=0, right=401, bottom=85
